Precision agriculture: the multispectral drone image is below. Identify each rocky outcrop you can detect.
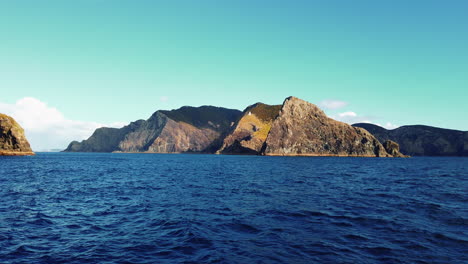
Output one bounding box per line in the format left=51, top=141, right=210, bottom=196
left=64, top=106, right=242, bottom=153
left=383, top=140, right=407, bottom=157
left=217, top=103, right=282, bottom=154
left=0, top=114, right=34, bottom=156
left=217, top=97, right=405, bottom=157
left=353, top=123, right=468, bottom=156
left=262, top=97, right=402, bottom=157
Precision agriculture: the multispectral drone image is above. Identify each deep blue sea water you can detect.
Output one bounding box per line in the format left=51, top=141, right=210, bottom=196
left=0, top=153, right=467, bottom=264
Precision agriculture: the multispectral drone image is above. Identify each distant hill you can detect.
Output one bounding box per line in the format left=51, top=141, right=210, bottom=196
left=353, top=123, right=468, bottom=156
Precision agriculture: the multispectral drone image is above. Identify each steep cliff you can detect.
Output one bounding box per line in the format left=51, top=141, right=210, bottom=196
left=262, top=97, right=402, bottom=157
left=65, top=98, right=409, bottom=157
left=64, top=106, right=242, bottom=153
left=217, top=103, right=282, bottom=154
left=353, top=123, right=468, bottom=156
left=0, top=113, right=34, bottom=156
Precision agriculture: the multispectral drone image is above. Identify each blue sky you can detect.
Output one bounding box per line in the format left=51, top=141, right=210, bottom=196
left=0, top=1, right=467, bottom=150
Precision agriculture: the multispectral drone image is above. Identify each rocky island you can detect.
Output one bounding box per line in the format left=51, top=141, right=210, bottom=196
left=0, top=113, right=34, bottom=156
left=65, top=97, right=406, bottom=157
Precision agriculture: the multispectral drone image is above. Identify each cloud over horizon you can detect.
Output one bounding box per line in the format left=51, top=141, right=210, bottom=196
left=332, top=111, right=398, bottom=129
left=0, top=97, right=127, bottom=151
left=318, top=100, right=348, bottom=110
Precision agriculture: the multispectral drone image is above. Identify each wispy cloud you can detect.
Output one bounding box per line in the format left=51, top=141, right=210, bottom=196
left=319, top=99, right=348, bottom=110
left=0, top=97, right=127, bottom=151
left=159, top=96, right=169, bottom=102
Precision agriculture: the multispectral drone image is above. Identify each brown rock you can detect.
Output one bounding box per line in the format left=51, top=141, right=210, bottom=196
left=65, top=106, right=242, bottom=153
left=147, top=119, right=219, bottom=153
left=383, top=140, right=407, bottom=157
left=0, top=113, right=34, bottom=156
left=263, top=97, right=395, bottom=157
left=217, top=103, right=281, bottom=154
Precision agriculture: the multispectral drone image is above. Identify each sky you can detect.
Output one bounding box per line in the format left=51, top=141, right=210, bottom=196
left=0, top=1, right=467, bottom=150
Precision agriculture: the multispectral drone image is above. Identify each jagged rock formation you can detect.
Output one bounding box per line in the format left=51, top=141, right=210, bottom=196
left=64, top=106, right=242, bottom=153
left=262, top=97, right=401, bottom=157
left=0, top=113, right=34, bottom=156
left=217, top=103, right=282, bottom=154
left=353, top=123, right=468, bottom=156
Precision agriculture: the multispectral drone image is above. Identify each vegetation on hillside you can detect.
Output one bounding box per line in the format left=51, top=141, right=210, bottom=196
left=161, top=106, right=241, bottom=131
left=245, top=103, right=282, bottom=122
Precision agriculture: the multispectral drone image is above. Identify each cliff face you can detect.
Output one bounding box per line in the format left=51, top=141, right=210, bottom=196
left=263, top=97, right=398, bottom=157
left=64, top=106, right=242, bottom=153
left=217, top=103, right=282, bottom=154
left=65, top=97, right=408, bottom=157
left=353, top=123, right=468, bottom=156
left=0, top=113, right=34, bottom=156
left=217, top=97, right=404, bottom=157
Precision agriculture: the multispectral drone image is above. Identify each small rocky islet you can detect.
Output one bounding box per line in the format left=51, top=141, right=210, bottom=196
left=0, top=113, right=34, bottom=156
left=64, top=96, right=407, bottom=157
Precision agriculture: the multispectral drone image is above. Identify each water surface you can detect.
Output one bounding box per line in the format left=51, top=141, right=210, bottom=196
left=0, top=153, right=467, bottom=263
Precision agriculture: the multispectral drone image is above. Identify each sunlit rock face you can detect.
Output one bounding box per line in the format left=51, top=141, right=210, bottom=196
left=217, top=103, right=282, bottom=155
left=263, top=97, right=401, bottom=157
left=0, top=113, right=34, bottom=156
left=219, top=97, right=404, bottom=157
left=64, top=106, right=242, bottom=153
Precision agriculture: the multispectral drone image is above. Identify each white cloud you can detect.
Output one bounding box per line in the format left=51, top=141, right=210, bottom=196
left=338, top=111, right=357, bottom=117
left=319, top=99, right=348, bottom=110
left=332, top=111, right=375, bottom=125
left=0, top=97, right=127, bottom=151
left=383, top=122, right=398, bottom=129
left=332, top=111, right=399, bottom=130
left=159, top=96, right=169, bottom=102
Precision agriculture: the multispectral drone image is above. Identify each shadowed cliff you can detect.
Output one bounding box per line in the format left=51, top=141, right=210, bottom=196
left=353, top=123, right=468, bottom=156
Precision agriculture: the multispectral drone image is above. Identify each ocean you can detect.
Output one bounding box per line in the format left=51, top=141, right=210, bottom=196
left=0, top=153, right=466, bottom=263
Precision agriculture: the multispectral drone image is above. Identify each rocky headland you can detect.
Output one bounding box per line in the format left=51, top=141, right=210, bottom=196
left=0, top=113, right=34, bottom=156
left=66, top=97, right=407, bottom=157
left=65, top=106, right=242, bottom=153
left=262, top=97, right=404, bottom=157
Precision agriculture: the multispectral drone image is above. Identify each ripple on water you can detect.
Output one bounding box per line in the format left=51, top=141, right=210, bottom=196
left=0, top=154, right=466, bottom=264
